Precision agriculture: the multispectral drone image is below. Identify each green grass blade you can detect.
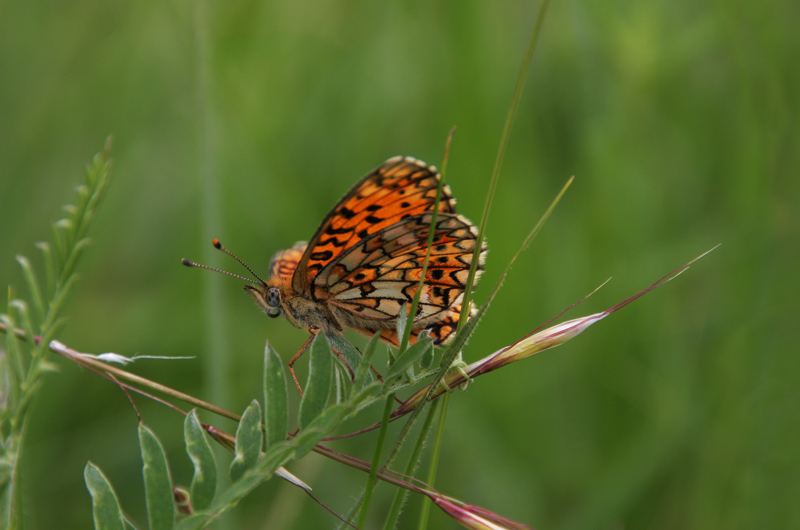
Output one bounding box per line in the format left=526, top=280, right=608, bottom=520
left=383, top=400, right=439, bottom=530
left=457, top=0, right=552, bottom=329
left=298, top=334, right=332, bottom=429
left=139, top=423, right=175, bottom=530
left=263, top=341, right=288, bottom=449
left=184, top=410, right=216, bottom=511
left=84, top=462, right=125, bottom=530
left=230, top=400, right=263, bottom=483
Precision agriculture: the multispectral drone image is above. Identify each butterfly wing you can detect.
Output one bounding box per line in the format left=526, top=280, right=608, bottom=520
left=372, top=302, right=473, bottom=346
left=292, top=157, right=457, bottom=297
left=268, top=242, right=307, bottom=290
left=323, top=212, right=486, bottom=344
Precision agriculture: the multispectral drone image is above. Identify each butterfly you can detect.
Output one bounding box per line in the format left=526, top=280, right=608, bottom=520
left=184, top=156, right=486, bottom=389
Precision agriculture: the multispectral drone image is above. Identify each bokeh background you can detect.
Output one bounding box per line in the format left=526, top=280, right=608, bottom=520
left=1, top=0, right=797, bottom=528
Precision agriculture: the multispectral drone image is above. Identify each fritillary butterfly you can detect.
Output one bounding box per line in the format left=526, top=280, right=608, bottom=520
left=185, top=156, right=486, bottom=387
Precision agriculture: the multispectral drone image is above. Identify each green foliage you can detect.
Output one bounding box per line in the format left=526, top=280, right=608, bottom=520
left=183, top=411, right=216, bottom=512
left=385, top=331, right=434, bottom=383
left=0, top=142, right=111, bottom=528
left=262, top=343, right=288, bottom=449
left=1, top=1, right=797, bottom=528
left=297, top=334, right=333, bottom=430
left=229, top=400, right=263, bottom=483
left=140, top=423, right=176, bottom=530
left=81, top=337, right=391, bottom=530
left=84, top=463, right=125, bottom=530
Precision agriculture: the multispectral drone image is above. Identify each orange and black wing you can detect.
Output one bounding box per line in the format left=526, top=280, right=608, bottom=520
left=292, top=157, right=456, bottom=297
left=323, top=213, right=486, bottom=343
left=268, top=242, right=307, bottom=290
left=369, top=302, right=474, bottom=346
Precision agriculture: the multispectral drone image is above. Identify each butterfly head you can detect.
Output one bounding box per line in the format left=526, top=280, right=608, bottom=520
left=183, top=238, right=283, bottom=316
left=244, top=283, right=282, bottom=318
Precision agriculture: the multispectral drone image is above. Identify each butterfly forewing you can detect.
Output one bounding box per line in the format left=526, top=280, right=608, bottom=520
left=292, top=157, right=456, bottom=295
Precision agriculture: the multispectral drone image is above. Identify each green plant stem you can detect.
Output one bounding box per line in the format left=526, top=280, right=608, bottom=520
left=358, top=393, right=396, bottom=528
left=414, top=7, right=551, bottom=528
left=383, top=397, right=439, bottom=530
left=417, top=395, right=448, bottom=530
left=457, top=0, right=550, bottom=329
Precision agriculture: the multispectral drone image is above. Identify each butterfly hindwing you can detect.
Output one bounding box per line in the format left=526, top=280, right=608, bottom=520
left=324, top=213, right=486, bottom=329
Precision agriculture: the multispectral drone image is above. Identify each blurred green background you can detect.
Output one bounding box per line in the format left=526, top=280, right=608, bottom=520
left=1, top=0, right=798, bottom=528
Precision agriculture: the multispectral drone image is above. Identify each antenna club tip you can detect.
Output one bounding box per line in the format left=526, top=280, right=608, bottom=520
left=212, top=239, right=221, bottom=249
left=181, top=258, right=193, bottom=267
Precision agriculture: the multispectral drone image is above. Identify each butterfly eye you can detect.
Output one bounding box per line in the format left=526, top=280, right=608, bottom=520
left=266, top=287, right=281, bottom=308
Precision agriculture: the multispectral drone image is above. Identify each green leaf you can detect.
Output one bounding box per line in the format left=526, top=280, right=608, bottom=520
left=385, top=332, right=434, bottom=382
left=15, top=255, right=45, bottom=323
left=61, top=237, right=92, bottom=285
left=352, top=332, right=381, bottom=393
left=325, top=333, right=362, bottom=381
left=9, top=300, right=35, bottom=353
left=35, top=242, right=56, bottom=298
left=333, top=364, right=345, bottom=403
left=396, top=303, right=408, bottom=345
left=184, top=410, right=216, bottom=511
left=139, top=423, right=175, bottom=530
left=295, top=403, right=350, bottom=458
left=263, top=342, right=288, bottom=449
left=174, top=442, right=297, bottom=530
left=420, top=342, right=434, bottom=370
left=84, top=462, right=125, bottom=530
left=230, top=400, right=263, bottom=483
left=298, top=334, right=332, bottom=430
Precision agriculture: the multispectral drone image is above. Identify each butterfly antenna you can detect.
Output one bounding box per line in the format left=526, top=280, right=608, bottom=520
left=181, top=258, right=259, bottom=284
left=211, top=239, right=267, bottom=284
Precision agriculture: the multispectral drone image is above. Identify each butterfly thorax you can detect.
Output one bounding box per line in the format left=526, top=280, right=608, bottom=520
left=243, top=241, right=345, bottom=335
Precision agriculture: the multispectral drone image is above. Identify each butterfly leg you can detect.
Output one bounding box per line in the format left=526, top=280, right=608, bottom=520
left=288, top=329, right=359, bottom=394
left=288, top=333, right=315, bottom=396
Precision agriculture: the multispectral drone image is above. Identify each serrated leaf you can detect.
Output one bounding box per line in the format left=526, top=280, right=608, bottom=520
left=184, top=410, right=216, bottom=511
left=263, top=342, right=288, bottom=449
left=84, top=462, right=125, bottom=530
left=352, top=332, right=380, bottom=394
left=298, top=334, right=332, bottom=430
left=139, top=423, right=175, bottom=530
left=385, top=332, right=434, bottom=382
left=230, top=400, right=263, bottom=483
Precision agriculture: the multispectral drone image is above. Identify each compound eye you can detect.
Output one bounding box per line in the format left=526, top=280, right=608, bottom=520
left=266, top=287, right=281, bottom=308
